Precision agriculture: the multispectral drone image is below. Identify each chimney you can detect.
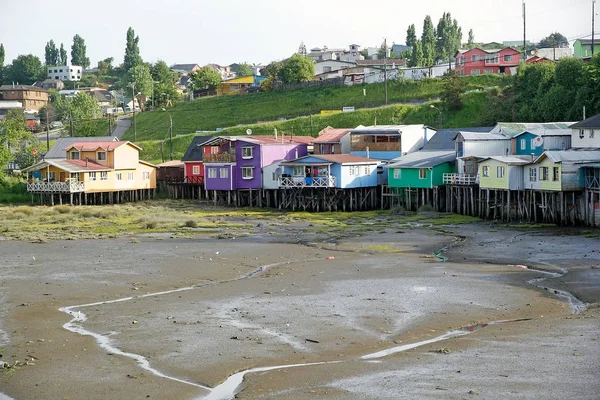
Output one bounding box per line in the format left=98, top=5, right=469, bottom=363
left=274, top=128, right=278, bottom=140
left=423, top=126, right=428, bottom=147
left=506, top=148, right=509, bottom=156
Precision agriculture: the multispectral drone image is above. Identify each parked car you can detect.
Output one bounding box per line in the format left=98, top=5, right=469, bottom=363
left=50, top=121, right=63, bottom=129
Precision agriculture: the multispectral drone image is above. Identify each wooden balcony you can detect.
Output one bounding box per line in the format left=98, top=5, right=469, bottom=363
left=279, top=176, right=336, bottom=188
left=443, top=173, right=478, bottom=185
left=27, top=181, right=85, bottom=193
left=203, top=153, right=236, bottom=163
left=351, top=142, right=401, bottom=152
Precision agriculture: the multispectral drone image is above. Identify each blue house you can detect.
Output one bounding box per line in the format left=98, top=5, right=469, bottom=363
left=278, top=154, right=381, bottom=189
left=512, top=130, right=571, bottom=158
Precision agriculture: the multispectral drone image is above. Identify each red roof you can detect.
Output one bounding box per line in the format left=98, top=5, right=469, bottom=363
left=240, top=135, right=314, bottom=145
left=314, top=127, right=351, bottom=143
left=63, top=159, right=109, bottom=171
left=64, top=141, right=138, bottom=151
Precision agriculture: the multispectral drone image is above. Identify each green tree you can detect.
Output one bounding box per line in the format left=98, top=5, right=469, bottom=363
left=467, top=29, right=475, bottom=49
left=406, top=24, right=417, bottom=49
left=126, top=63, right=153, bottom=100
left=441, top=71, right=465, bottom=110
left=45, top=40, right=59, bottom=66
left=236, top=62, right=253, bottom=77
left=538, top=32, right=569, bottom=48
left=151, top=60, right=176, bottom=84
left=54, top=92, right=101, bottom=136
left=97, top=57, right=114, bottom=76
left=124, top=27, right=142, bottom=71
left=377, top=41, right=388, bottom=59
left=277, top=54, right=315, bottom=83
left=0, top=43, right=5, bottom=84
left=409, top=40, right=424, bottom=67
left=421, top=16, right=436, bottom=66
left=59, top=43, right=68, bottom=65
left=436, top=12, right=462, bottom=64
left=189, top=66, right=222, bottom=91
left=0, top=110, right=36, bottom=176
left=71, top=34, right=90, bottom=68
left=5, top=54, right=44, bottom=85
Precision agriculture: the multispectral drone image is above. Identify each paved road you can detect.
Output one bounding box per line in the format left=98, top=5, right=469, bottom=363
left=111, top=117, right=131, bottom=139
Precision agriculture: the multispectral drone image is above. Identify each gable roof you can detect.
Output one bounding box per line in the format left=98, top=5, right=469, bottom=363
left=570, top=113, right=600, bottom=129
left=423, top=127, right=492, bottom=150
left=281, top=154, right=380, bottom=166
left=23, top=158, right=112, bottom=173
left=479, top=156, right=532, bottom=165
left=576, top=39, right=600, bottom=45
left=314, top=127, right=351, bottom=143
left=203, top=135, right=311, bottom=146
left=388, top=151, right=455, bottom=168
left=171, top=63, right=199, bottom=72
left=181, top=136, right=215, bottom=162
left=0, top=84, right=48, bottom=92
left=535, top=150, right=600, bottom=164
left=44, top=136, right=119, bottom=159
left=493, top=122, right=576, bottom=137
left=458, top=132, right=508, bottom=141
left=65, top=141, right=140, bottom=152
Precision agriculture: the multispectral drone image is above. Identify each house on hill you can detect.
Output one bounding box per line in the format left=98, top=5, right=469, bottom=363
left=171, top=64, right=201, bottom=74
left=455, top=47, right=521, bottom=76
left=570, top=113, right=600, bottom=149
left=0, top=85, right=49, bottom=112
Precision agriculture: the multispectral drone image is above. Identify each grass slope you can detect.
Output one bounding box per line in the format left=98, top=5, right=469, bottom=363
left=137, top=92, right=491, bottom=164
left=125, top=75, right=507, bottom=142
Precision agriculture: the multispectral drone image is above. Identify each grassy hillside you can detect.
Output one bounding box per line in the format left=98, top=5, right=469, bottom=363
left=137, top=92, right=492, bottom=164
left=126, top=75, right=508, bottom=142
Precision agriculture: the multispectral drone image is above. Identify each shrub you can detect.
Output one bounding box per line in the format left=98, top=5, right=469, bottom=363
left=389, top=205, right=406, bottom=215
left=418, top=204, right=434, bottom=213
left=13, top=206, right=34, bottom=216
left=143, top=220, right=157, bottom=229
left=184, top=219, right=197, bottom=228
left=54, top=205, right=71, bottom=214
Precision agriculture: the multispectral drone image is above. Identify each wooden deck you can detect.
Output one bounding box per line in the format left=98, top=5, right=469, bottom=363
left=443, top=173, right=479, bottom=185
left=27, top=181, right=85, bottom=193
left=279, top=176, right=336, bottom=188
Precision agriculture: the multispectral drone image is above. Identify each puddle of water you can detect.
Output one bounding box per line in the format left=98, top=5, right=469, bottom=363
left=0, top=393, right=16, bottom=400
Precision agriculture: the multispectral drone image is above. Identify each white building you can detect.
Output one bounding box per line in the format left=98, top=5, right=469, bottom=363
left=47, top=65, right=83, bottom=81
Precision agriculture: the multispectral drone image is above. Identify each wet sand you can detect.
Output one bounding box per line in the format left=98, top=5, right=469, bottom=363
left=0, top=223, right=598, bottom=399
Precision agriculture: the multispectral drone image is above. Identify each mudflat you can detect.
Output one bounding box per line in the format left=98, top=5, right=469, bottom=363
left=0, top=205, right=598, bottom=400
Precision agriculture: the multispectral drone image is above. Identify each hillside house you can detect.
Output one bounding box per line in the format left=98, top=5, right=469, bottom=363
left=217, top=75, right=266, bottom=95
left=455, top=47, right=521, bottom=76
left=574, top=39, right=600, bottom=58
left=0, top=85, right=49, bottom=111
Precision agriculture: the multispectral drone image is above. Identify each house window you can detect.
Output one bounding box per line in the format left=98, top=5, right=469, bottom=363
left=47, top=171, right=56, bottom=182
left=497, top=166, right=505, bottom=178
left=503, top=54, right=513, bottom=62
left=241, top=167, right=254, bottom=179
left=482, top=166, right=490, bottom=177
left=70, top=173, right=79, bottom=181
left=419, top=169, right=427, bottom=179
left=143, top=172, right=150, bottom=180
left=365, top=166, right=371, bottom=174
left=293, top=166, right=304, bottom=176
left=100, top=171, right=108, bottom=180
left=485, top=55, right=499, bottom=64
left=70, top=151, right=80, bottom=160
left=471, top=54, right=481, bottom=62
left=128, top=172, right=134, bottom=180
left=540, top=167, right=549, bottom=181
left=531, top=139, right=537, bottom=148
left=520, top=139, right=526, bottom=150
left=471, top=69, right=480, bottom=75
left=97, top=151, right=106, bottom=161
left=210, top=146, right=219, bottom=154
left=579, top=129, right=584, bottom=139
left=456, top=142, right=464, bottom=157
left=208, top=168, right=217, bottom=178
left=241, top=147, right=253, bottom=159
left=590, top=129, right=595, bottom=139
left=89, top=172, right=97, bottom=181
left=529, top=167, right=537, bottom=182
left=393, top=169, right=401, bottom=179
left=219, top=167, right=229, bottom=178
left=484, top=68, right=493, bottom=74
left=116, top=173, right=122, bottom=181
left=553, top=166, right=559, bottom=181
left=192, top=165, right=200, bottom=175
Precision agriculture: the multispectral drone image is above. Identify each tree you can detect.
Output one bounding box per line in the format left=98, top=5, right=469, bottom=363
left=0, top=109, right=36, bottom=176
left=97, top=57, right=114, bottom=76
left=421, top=16, right=436, bottom=66
left=236, top=62, right=253, bottom=77
left=126, top=63, right=153, bottom=99
left=189, top=66, right=222, bottom=91
left=406, top=24, right=417, bottom=49
left=436, top=12, right=462, bottom=65
left=124, top=27, right=142, bottom=71
left=59, top=43, right=68, bottom=65
left=5, top=55, right=44, bottom=85
left=70, top=34, right=89, bottom=68
left=441, top=71, right=466, bottom=110
left=467, top=29, right=475, bottom=49
left=277, top=54, right=315, bottom=83
left=0, top=43, right=5, bottom=84
left=45, top=40, right=59, bottom=66
left=409, top=40, right=424, bottom=67
left=151, top=60, right=176, bottom=84
left=377, top=41, right=388, bottom=59
left=54, top=92, right=101, bottom=136
left=538, top=32, right=569, bottom=48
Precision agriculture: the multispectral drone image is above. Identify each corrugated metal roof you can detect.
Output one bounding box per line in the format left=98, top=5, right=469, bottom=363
left=480, top=156, right=532, bottom=165
left=282, top=154, right=380, bottom=165
left=181, top=136, right=215, bottom=162
left=65, top=141, right=135, bottom=151
left=157, top=160, right=184, bottom=168
left=44, top=136, right=119, bottom=159
left=350, top=125, right=423, bottom=135
left=494, top=122, right=576, bottom=137
left=540, top=150, right=600, bottom=163
left=423, top=127, right=492, bottom=150
left=388, top=151, right=455, bottom=168
left=459, top=132, right=508, bottom=141
left=314, top=127, right=351, bottom=143
left=570, top=113, right=600, bottom=129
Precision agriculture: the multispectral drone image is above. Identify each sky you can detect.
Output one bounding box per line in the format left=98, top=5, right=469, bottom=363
left=0, top=0, right=596, bottom=68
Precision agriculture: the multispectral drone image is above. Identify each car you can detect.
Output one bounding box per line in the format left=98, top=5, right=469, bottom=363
left=246, top=86, right=261, bottom=93
left=50, top=121, right=63, bottom=129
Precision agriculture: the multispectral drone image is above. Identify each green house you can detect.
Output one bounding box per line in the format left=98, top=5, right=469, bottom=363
left=387, top=151, right=455, bottom=189
left=574, top=39, right=600, bottom=58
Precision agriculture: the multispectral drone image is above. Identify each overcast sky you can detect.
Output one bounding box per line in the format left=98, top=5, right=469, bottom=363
left=0, top=0, right=595, bottom=67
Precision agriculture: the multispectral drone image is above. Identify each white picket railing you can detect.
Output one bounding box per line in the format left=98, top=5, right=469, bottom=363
left=443, top=173, right=479, bottom=185
left=279, top=176, right=336, bottom=188
left=27, top=181, right=85, bottom=193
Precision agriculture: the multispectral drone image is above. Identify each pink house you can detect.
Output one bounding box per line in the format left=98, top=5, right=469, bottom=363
left=455, top=47, right=521, bottom=76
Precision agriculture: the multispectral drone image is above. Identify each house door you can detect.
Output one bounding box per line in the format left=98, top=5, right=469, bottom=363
left=464, top=160, right=477, bottom=176
left=59, top=172, right=66, bottom=182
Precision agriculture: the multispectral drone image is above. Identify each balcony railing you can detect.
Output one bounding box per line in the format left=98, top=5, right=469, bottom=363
left=203, top=153, right=236, bottom=163
left=279, top=176, right=336, bottom=188
left=443, top=173, right=479, bottom=185
left=27, top=181, right=85, bottom=193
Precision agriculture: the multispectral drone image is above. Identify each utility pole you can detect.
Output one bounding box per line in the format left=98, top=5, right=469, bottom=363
left=45, top=107, right=50, bottom=151
left=384, top=38, right=388, bottom=105
left=310, top=114, right=314, bottom=137
left=593, top=0, right=596, bottom=56
left=523, top=0, right=527, bottom=60
left=169, top=114, right=173, bottom=161
left=70, top=110, right=74, bottom=137
left=129, top=81, right=137, bottom=142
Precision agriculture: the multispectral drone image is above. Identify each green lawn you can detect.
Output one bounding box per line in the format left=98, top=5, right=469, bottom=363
left=125, top=75, right=508, bottom=142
